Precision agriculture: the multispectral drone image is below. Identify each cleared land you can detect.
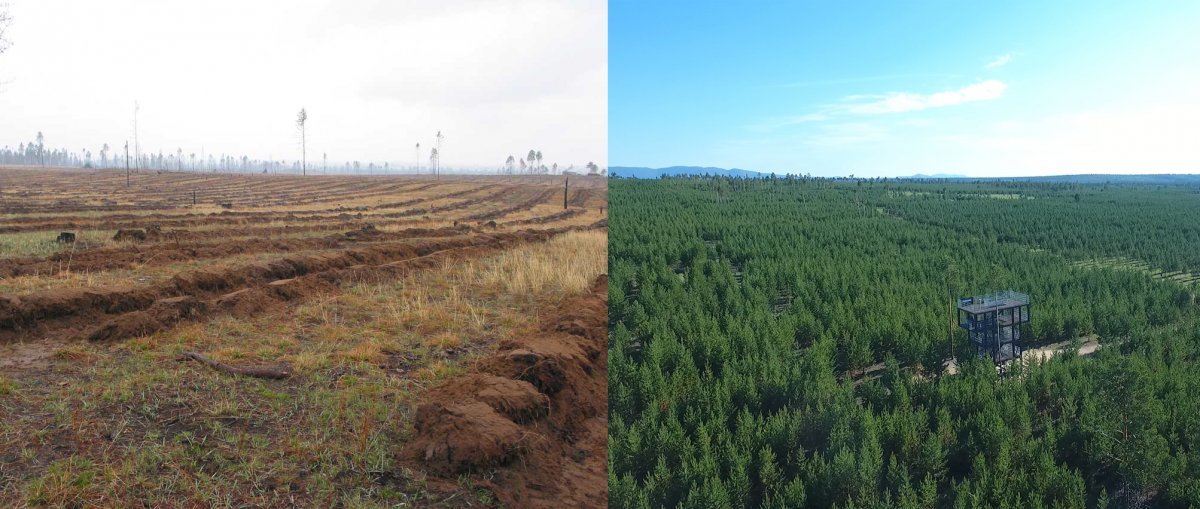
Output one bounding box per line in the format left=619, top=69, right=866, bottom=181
left=0, top=167, right=608, bottom=507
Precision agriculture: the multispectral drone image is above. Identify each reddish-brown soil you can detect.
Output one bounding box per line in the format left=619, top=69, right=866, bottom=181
left=503, top=208, right=588, bottom=226
left=0, top=182, right=476, bottom=228
left=0, top=171, right=605, bottom=231
left=0, top=225, right=475, bottom=278
left=459, top=189, right=558, bottom=222
left=403, top=275, right=608, bottom=508
left=568, top=188, right=592, bottom=207
left=0, top=172, right=467, bottom=214
left=0, top=225, right=599, bottom=344
left=0, top=194, right=494, bottom=234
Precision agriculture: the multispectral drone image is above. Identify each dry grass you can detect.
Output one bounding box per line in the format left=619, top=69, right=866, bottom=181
left=474, top=230, right=607, bottom=296
left=0, top=246, right=361, bottom=295
left=0, top=230, right=117, bottom=258
left=0, top=170, right=606, bottom=504
left=0, top=225, right=607, bottom=507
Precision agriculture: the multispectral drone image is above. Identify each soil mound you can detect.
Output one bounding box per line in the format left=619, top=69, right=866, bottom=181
left=419, top=374, right=549, bottom=423
left=88, top=296, right=207, bottom=341
left=480, top=337, right=588, bottom=396
left=112, top=228, right=148, bottom=242
left=412, top=401, right=526, bottom=471
left=503, top=208, right=585, bottom=227
left=401, top=274, right=609, bottom=508
left=461, top=189, right=556, bottom=222
left=410, top=374, right=552, bottom=472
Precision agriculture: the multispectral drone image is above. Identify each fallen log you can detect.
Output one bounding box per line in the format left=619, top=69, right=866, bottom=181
left=180, top=351, right=291, bottom=380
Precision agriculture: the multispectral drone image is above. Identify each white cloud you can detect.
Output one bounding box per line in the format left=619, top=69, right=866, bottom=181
left=985, top=53, right=1013, bottom=69
left=843, top=80, right=1008, bottom=114
left=754, top=80, right=1009, bottom=132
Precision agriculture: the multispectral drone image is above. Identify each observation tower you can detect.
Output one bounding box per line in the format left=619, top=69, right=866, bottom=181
left=957, top=290, right=1031, bottom=366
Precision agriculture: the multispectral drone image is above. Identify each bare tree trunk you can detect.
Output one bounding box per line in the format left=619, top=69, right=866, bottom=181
left=181, top=351, right=291, bottom=379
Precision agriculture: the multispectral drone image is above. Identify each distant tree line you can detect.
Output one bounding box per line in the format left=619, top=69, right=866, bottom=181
left=0, top=134, right=603, bottom=176
left=501, top=149, right=606, bottom=176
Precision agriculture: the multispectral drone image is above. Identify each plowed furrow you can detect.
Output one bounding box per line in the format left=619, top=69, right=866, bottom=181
left=459, top=189, right=557, bottom=222
left=0, top=224, right=601, bottom=344
left=0, top=225, right=474, bottom=278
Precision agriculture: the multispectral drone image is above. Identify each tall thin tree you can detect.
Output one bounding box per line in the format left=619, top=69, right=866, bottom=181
left=133, top=101, right=140, bottom=173
left=0, top=4, right=12, bottom=55
left=435, top=131, right=444, bottom=177
left=296, top=108, right=308, bottom=175
left=124, top=141, right=130, bottom=186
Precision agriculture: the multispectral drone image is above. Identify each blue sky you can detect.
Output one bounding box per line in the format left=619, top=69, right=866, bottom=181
left=610, top=1, right=1200, bottom=177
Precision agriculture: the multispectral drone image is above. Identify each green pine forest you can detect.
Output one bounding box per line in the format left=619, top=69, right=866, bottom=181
left=607, top=176, right=1200, bottom=508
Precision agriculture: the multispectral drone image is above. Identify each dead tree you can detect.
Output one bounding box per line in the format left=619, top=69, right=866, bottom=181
left=124, top=141, right=131, bottom=186
left=296, top=108, right=308, bottom=175
left=0, top=5, right=11, bottom=55
left=181, top=351, right=291, bottom=379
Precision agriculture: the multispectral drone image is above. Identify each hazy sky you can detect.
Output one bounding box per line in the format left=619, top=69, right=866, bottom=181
left=610, top=1, right=1200, bottom=177
left=0, top=0, right=606, bottom=170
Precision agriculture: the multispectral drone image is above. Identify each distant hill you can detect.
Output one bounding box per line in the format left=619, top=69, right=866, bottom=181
left=897, top=173, right=1200, bottom=184
left=905, top=174, right=1200, bottom=185
left=1000, top=174, right=1200, bottom=185
left=902, top=173, right=969, bottom=179
left=609, top=166, right=767, bottom=179
left=610, top=168, right=1200, bottom=185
